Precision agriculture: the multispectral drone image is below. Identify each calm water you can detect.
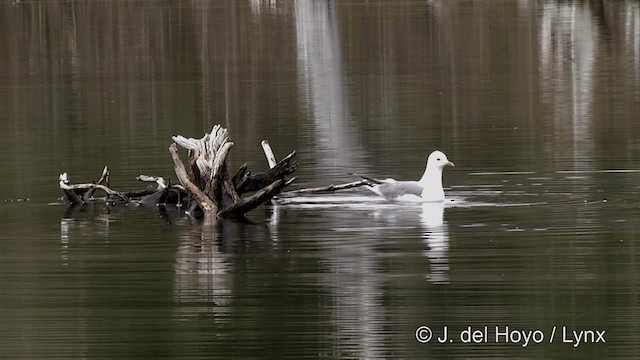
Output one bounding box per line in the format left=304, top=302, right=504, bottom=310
left=1, top=0, right=640, bottom=358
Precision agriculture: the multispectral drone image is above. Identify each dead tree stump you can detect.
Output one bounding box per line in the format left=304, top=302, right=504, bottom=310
left=169, top=125, right=297, bottom=218
left=59, top=124, right=371, bottom=219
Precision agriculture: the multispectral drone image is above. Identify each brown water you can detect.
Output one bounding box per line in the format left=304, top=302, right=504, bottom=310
left=1, top=0, right=640, bottom=358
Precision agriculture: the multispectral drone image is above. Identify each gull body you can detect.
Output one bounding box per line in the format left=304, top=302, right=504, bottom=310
left=354, top=150, right=454, bottom=202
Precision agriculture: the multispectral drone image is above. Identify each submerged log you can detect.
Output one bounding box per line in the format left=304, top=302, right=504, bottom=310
left=170, top=124, right=297, bottom=218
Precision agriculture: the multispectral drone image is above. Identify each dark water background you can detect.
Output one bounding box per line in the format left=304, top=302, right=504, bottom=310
left=1, top=1, right=640, bottom=358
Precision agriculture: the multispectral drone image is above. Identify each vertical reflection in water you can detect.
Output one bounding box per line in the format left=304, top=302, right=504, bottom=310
left=199, top=2, right=212, bottom=124
left=295, top=2, right=385, bottom=357
left=420, top=203, right=449, bottom=284
left=295, top=0, right=364, bottom=175
left=322, top=248, right=385, bottom=359
left=539, top=2, right=597, bottom=170
left=249, top=0, right=277, bottom=15
left=266, top=203, right=281, bottom=244
left=539, top=3, right=601, bottom=286
left=59, top=204, right=116, bottom=253
left=60, top=218, right=72, bottom=266
left=623, top=2, right=640, bottom=83
left=174, top=218, right=232, bottom=323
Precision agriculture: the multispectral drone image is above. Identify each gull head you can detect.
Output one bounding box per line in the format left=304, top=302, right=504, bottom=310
left=426, top=150, right=455, bottom=169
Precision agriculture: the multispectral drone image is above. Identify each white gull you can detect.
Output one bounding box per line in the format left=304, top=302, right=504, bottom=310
left=353, top=150, right=455, bottom=202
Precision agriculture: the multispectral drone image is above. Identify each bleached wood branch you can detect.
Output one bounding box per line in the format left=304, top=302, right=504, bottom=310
left=261, top=140, right=278, bottom=169
left=136, top=175, right=167, bottom=189
left=59, top=125, right=301, bottom=219
left=59, top=172, right=130, bottom=203
left=169, top=125, right=298, bottom=218
left=169, top=143, right=217, bottom=215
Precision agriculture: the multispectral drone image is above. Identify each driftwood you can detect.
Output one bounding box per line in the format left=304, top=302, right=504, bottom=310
left=259, top=140, right=370, bottom=195
left=169, top=143, right=218, bottom=213
left=235, top=151, right=297, bottom=195
left=169, top=125, right=298, bottom=218
left=281, top=180, right=368, bottom=196
left=59, top=167, right=188, bottom=206
left=261, top=140, right=278, bottom=168
left=59, top=170, right=130, bottom=204
left=59, top=124, right=373, bottom=220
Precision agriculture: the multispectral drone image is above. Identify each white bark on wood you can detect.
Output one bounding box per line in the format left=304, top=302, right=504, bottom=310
left=136, top=175, right=167, bottom=189
left=59, top=173, right=130, bottom=203
left=171, top=125, right=297, bottom=218
left=169, top=143, right=217, bottom=215
left=261, top=140, right=278, bottom=169
left=83, top=165, right=110, bottom=200
left=60, top=125, right=299, bottom=219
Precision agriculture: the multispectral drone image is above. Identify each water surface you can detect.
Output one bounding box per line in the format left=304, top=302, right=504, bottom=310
left=1, top=1, right=639, bottom=358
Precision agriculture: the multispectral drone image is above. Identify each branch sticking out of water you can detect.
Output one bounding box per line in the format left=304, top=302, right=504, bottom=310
left=170, top=124, right=297, bottom=219
left=281, top=180, right=369, bottom=196
left=59, top=169, right=129, bottom=203
left=58, top=124, right=373, bottom=220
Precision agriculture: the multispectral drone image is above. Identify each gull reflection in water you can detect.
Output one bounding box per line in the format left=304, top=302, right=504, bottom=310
left=264, top=196, right=451, bottom=358
left=370, top=201, right=450, bottom=284
left=420, top=203, right=450, bottom=284
left=269, top=196, right=451, bottom=285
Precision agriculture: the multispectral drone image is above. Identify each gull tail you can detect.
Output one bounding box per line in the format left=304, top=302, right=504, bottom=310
left=349, top=172, right=383, bottom=186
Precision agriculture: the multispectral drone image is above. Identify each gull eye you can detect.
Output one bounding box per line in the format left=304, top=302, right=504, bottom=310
left=436, top=158, right=441, bottom=161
